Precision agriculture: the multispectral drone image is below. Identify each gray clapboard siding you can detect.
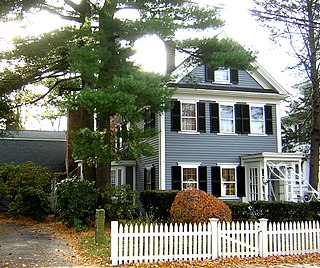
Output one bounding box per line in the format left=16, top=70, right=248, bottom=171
left=136, top=115, right=160, bottom=192
left=164, top=103, right=278, bottom=191
left=178, top=65, right=263, bottom=89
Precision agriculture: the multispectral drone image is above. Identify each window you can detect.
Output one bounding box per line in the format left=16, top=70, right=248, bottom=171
left=205, top=67, right=239, bottom=84
left=182, top=167, right=197, bottom=190
left=214, top=68, right=230, bottom=83
left=111, top=167, right=124, bottom=187
left=249, top=167, right=259, bottom=201
left=220, top=105, right=234, bottom=133
left=144, top=166, right=155, bottom=190
left=250, top=106, right=264, bottom=134
left=144, top=108, right=155, bottom=131
left=171, top=164, right=207, bottom=191
left=171, top=101, right=206, bottom=132
left=181, top=103, right=196, bottom=131
left=221, top=167, right=236, bottom=196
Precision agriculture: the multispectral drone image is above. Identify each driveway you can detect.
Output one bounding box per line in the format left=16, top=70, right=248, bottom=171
left=0, top=222, right=83, bottom=268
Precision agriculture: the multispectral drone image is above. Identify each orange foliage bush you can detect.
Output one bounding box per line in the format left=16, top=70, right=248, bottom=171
left=170, top=189, right=232, bottom=223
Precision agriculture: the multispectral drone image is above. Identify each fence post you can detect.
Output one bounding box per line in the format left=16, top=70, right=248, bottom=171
left=95, top=209, right=106, bottom=244
left=111, top=221, right=119, bottom=266
left=210, top=218, right=219, bottom=259
left=259, top=218, right=269, bottom=257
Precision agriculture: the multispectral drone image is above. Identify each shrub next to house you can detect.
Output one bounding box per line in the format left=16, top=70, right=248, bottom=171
left=139, top=190, right=179, bottom=222
left=250, top=201, right=312, bottom=222
left=170, top=189, right=232, bottom=224
left=0, top=162, right=55, bottom=221
left=55, top=177, right=98, bottom=231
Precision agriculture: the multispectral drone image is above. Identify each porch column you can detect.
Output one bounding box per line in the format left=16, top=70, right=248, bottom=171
left=263, top=160, right=268, bottom=201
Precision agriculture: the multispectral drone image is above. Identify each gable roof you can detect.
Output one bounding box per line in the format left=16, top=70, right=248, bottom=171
left=169, top=59, right=289, bottom=99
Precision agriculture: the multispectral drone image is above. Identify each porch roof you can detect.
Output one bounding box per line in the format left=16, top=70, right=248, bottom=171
left=241, top=152, right=304, bottom=164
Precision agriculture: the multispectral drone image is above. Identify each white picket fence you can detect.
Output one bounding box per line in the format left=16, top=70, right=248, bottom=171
left=110, top=218, right=320, bottom=266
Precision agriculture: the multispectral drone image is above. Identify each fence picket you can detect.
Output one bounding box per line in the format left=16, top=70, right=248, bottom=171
left=111, top=219, right=320, bottom=266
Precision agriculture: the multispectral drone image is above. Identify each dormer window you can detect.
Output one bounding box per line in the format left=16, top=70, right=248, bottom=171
left=214, top=68, right=230, bottom=83
left=205, top=66, right=239, bottom=84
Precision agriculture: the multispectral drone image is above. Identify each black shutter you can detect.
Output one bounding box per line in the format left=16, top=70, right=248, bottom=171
left=206, top=66, right=214, bottom=82
left=151, top=166, right=156, bottom=190
left=171, top=166, right=181, bottom=190
left=144, top=168, right=147, bottom=190
left=242, top=105, right=250, bottom=134
left=197, top=102, right=206, bottom=133
left=236, top=166, right=246, bottom=197
left=198, top=166, right=207, bottom=192
left=235, top=104, right=250, bottom=134
left=265, top=105, right=273, bottom=135
left=210, top=103, right=219, bottom=133
left=230, top=69, right=239, bottom=84
left=211, top=166, right=221, bottom=197
left=235, top=104, right=242, bottom=134
left=144, top=110, right=155, bottom=131
left=171, top=100, right=181, bottom=131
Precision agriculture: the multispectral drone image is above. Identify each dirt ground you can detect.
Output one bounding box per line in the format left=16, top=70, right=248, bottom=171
left=1, top=217, right=320, bottom=268
left=0, top=222, right=81, bottom=268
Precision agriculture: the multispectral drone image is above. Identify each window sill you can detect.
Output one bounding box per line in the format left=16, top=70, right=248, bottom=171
left=219, top=196, right=240, bottom=200
left=216, top=132, right=238, bottom=136
left=248, top=133, right=268, bottom=137
left=178, top=131, right=200, bottom=135
left=211, top=81, right=232, bottom=85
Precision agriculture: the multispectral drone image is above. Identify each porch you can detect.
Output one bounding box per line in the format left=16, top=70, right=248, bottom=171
left=241, top=152, right=319, bottom=203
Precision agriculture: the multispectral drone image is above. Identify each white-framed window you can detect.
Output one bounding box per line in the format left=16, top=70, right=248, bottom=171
left=249, top=167, right=259, bottom=201
left=181, top=102, right=197, bottom=131
left=214, top=68, right=230, bottom=83
left=221, top=165, right=237, bottom=197
left=111, top=167, right=125, bottom=187
left=220, top=104, right=234, bottom=133
left=145, top=167, right=152, bottom=190
left=250, top=106, right=264, bottom=134
left=179, top=163, right=200, bottom=190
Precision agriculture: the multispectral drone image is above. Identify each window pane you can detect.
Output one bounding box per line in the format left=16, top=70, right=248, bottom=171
left=251, top=107, right=263, bottom=120
left=111, top=170, right=116, bottom=187
left=221, top=105, right=233, bottom=119
left=222, top=168, right=235, bottom=182
left=182, top=103, right=196, bottom=117
left=214, top=69, right=229, bottom=82
left=224, top=183, right=236, bottom=195
left=220, top=120, right=234, bottom=132
left=183, top=182, right=198, bottom=190
left=251, top=106, right=264, bottom=134
left=182, top=118, right=196, bottom=130
left=251, top=121, right=264, bottom=133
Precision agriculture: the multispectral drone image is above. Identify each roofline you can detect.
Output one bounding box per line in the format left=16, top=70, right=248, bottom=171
left=170, top=60, right=289, bottom=98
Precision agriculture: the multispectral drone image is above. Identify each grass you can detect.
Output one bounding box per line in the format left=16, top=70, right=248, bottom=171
left=79, top=235, right=111, bottom=259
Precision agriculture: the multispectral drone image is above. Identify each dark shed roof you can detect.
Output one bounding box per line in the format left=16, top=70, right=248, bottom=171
left=0, top=130, right=66, bottom=173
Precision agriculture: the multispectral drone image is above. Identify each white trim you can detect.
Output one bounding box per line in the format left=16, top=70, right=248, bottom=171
left=276, top=103, right=282, bottom=153
left=177, top=162, right=201, bottom=167
left=159, top=113, right=166, bottom=190
left=219, top=103, right=235, bottom=134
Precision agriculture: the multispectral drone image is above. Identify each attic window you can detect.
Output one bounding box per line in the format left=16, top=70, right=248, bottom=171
left=205, top=66, right=239, bottom=84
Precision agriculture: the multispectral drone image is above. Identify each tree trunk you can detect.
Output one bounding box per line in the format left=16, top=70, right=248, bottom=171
left=307, top=0, right=320, bottom=190
left=164, top=40, right=176, bottom=74
left=66, top=107, right=95, bottom=181
left=95, top=116, right=111, bottom=189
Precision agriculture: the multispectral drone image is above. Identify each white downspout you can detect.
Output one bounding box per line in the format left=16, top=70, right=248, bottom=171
left=159, top=112, right=166, bottom=190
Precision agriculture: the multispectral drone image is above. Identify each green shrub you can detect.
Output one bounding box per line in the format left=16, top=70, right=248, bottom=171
left=309, top=201, right=320, bottom=220
left=250, top=201, right=311, bottom=222
left=9, top=187, right=50, bottom=221
left=139, top=190, right=178, bottom=221
left=0, top=162, right=56, bottom=220
left=0, top=162, right=54, bottom=198
left=55, top=177, right=98, bottom=230
left=225, top=201, right=252, bottom=221
left=101, top=184, right=138, bottom=221
left=170, top=189, right=232, bottom=224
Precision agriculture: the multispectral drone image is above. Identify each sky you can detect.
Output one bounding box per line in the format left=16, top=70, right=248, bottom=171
left=0, top=0, right=300, bottom=130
